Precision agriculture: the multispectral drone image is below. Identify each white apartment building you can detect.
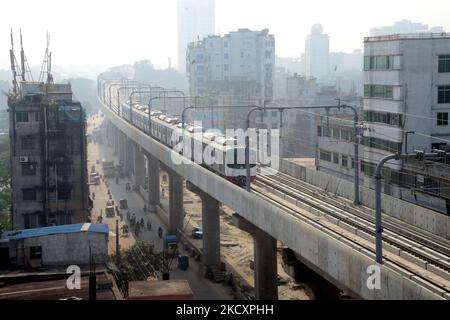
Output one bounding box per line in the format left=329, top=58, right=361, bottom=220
left=362, top=33, right=450, bottom=174
left=177, top=0, right=215, bottom=74
left=186, top=29, right=275, bottom=130
left=317, top=33, right=450, bottom=214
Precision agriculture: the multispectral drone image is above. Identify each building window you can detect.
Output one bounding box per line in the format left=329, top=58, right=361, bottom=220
left=332, top=128, right=340, bottom=139
left=437, top=112, right=449, bottom=126
left=29, top=246, right=42, bottom=260
left=342, top=155, right=348, bottom=168
left=364, top=110, right=403, bottom=126
left=224, top=64, right=229, bottom=71
left=224, top=53, right=229, bottom=59
left=224, top=42, right=228, bottom=48
left=362, top=136, right=402, bottom=153
left=438, top=86, right=450, bottom=104
left=319, top=150, right=332, bottom=162
left=317, top=126, right=322, bottom=137
left=333, top=153, right=339, bottom=164
left=16, top=112, right=29, bottom=123
left=322, top=126, right=331, bottom=137
left=364, top=55, right=401, bottom=70
left=341, top=129, right=351, bottom=141
left=438, top=55, right=450, bottom=73
left=196, top=53, right=204, bottom=60
left=21, top=163, right=37, bottom=176
left=361, top=161, right=376, bottom=177
left=21, top=136, right=35, bottom=150
left=22, top=188, right=37, bottom=201
left=364, top=85, right=394, bottom=99
left=196, top=77, right=204, bottom=84
left=196, top=65, right=204, bottom=72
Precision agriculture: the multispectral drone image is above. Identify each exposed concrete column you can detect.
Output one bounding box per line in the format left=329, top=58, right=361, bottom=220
left=186, top=181, right=221, bottom=270
left=145, top=152, right=160, bottom=212
left=123, top=138, right=133, bottom=176
left=232, top=214, right=278, bottom=300
left=119, top=131, right=126, bottom=165
left=133, top=143, right=145, bottom=190
left=166, top=167, right=184, bottom=235
left=113, top=126, right=119, bottom=155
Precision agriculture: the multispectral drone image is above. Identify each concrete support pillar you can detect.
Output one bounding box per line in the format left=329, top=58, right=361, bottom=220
left=119, top=132, right=125, bottom=165
left=232, top=214, right=278, bottom=300
left=202, top=194, right=220, bottom=268
left=186, top=181, right=221, bottom=270
left=123, top=138, right=133, bottom=177
left=133, top=143, right=145, bottom=190
left=167, top=168, right=184, bottom=235
left=145, top=153, right=160, bottom=212
left=113, top=126, right=119, bottom=155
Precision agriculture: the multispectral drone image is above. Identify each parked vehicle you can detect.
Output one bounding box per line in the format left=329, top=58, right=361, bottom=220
left=90, top=173, right=100, bottom=185
left=191, top=227, right=203, bottom=239
left=163, top=235, right=178, bottom=258
left=105, top=205, right=115, bottom=217
left=102, top=159, right=115, bottom=178
left=119, top=198, right=128, bottom=210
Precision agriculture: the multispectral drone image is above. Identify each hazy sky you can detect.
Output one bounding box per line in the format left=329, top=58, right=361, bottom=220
left=1, top=0, right=449, bottom=73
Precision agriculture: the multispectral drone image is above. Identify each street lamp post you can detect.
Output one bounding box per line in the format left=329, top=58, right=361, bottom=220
left=246, top=106, right=263, bottom=192
left=374, top=151, right=444, bottom=263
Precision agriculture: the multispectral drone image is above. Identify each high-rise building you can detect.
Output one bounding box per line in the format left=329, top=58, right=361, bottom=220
left=304, top=24, right=330, bottom=81
left=186, top=28, right=275, bottom=129
left=177, top=0, right=215, bottom=74
left=7, top=82, right=89, bottom=229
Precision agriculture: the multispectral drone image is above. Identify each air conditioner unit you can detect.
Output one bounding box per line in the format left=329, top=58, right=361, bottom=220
left=19, top=156, right=29, bottom=163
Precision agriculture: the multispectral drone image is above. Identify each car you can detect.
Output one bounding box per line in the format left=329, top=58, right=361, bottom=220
left=191, top=227, right=203, bottom=239
left=105, top=205, right=115, bottom=217
left=119, top=198, right=128, bottom=210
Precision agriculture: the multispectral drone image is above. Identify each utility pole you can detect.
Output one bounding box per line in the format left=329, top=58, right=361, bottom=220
left=116, top=219, right=120, bottom=265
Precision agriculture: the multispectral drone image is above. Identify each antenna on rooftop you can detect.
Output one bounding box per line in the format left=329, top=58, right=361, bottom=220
left=19, top=30, right=34, bottom=82
left=39, top=31, right=53, bottom=84
left=9, top=29, right=22, bottom=95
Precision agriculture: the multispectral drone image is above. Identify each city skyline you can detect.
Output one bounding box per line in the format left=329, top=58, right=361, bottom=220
left=0, top=0, right=450, bottom=72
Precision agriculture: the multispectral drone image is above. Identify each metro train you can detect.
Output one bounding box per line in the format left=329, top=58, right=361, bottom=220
left=118, top=102, right=257, bottom=186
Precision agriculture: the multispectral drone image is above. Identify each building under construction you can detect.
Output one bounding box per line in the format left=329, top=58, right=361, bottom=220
left=7, top=32, right=89, bottom=229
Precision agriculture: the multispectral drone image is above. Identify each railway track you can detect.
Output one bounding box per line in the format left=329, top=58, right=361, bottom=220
left=253, top=170, right=450, bottom=297
left=107, top=100, right=450, bottom=297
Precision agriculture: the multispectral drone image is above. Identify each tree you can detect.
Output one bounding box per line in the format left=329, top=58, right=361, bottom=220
left=110, top=240, right=163, bottom=281
left=0, top=136, right=11, bottom=233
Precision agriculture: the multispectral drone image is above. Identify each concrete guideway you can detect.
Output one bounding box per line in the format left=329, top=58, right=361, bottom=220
left=98, top=99, right=447, bottom=300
